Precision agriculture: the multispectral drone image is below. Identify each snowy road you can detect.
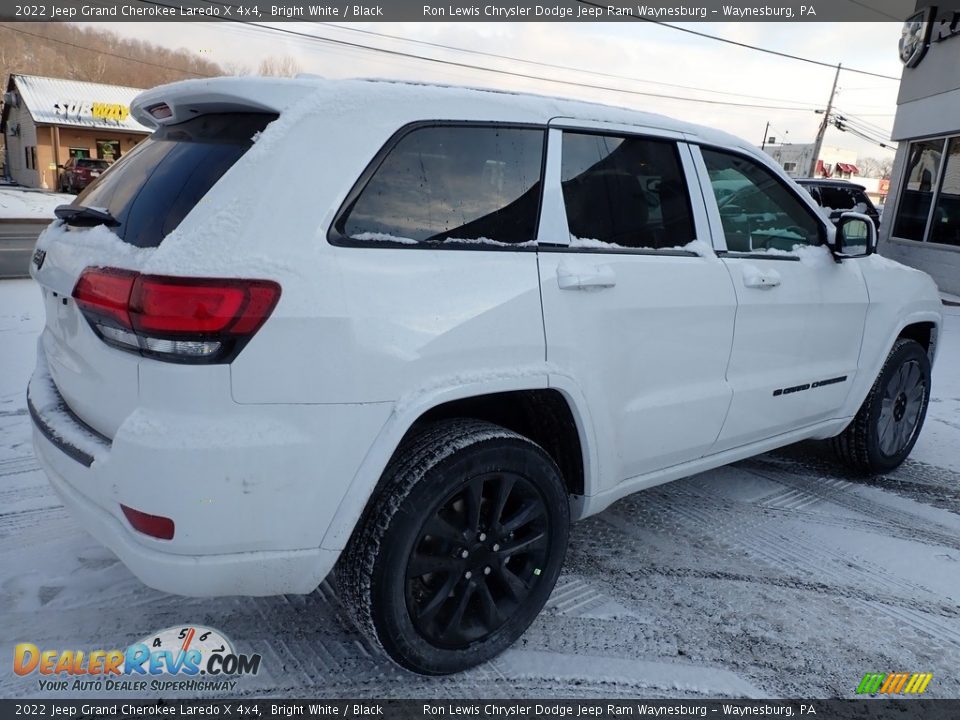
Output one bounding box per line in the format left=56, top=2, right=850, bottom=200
left=1, top=277, right=959, bottom=699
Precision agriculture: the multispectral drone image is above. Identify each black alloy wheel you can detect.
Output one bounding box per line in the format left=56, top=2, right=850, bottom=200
left=337, top=419, right=570, bottom=675
left=405, top=471, right=551, bottom=649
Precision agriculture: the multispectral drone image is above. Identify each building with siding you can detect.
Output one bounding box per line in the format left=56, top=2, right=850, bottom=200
left=881, top=4, right=960, bottom=295
left=1, top=74, right=151, bottom=189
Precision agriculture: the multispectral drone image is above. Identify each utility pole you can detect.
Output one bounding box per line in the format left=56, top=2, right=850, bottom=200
left=808, top=63, right=841, bottom=177
left=761, top=121, right=770, bottom=151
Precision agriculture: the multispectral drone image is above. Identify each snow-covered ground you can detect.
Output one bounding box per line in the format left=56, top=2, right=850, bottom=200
left=1, top=277, right=959, bottom=699
left=0, top=187, right=73, bottom=219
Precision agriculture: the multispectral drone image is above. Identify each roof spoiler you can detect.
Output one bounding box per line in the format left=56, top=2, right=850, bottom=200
left=130, top=77, right=310, bottom=128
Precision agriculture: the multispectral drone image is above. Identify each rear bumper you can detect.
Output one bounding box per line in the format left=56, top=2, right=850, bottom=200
left=36, top=433, right=335, bottom=596
left=28, top=346, right=393, bottom=597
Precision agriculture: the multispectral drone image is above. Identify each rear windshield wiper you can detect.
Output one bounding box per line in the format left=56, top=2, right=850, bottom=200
left=55, top=205, right=120, bottom=227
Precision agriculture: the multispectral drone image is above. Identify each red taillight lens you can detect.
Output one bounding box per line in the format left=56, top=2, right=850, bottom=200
left=72, top=267, right=281, bottom=363
left=121, top=504, right=175, bottom=540
left=73, top=267, right=137, bottom=329
left=129, top=276, right=279, bottom=336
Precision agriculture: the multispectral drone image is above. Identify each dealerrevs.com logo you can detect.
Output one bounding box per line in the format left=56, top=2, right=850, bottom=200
left=13, top=625, right=261, bottom=693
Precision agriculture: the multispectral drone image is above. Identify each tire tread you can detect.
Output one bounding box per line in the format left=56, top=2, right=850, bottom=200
left=335, top=419, right=530, bottom=663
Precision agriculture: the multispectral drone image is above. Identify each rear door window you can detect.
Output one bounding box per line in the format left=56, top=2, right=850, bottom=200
left=334, top=125, right=545, bottom=246
left=73, top=112, right=277, bottom=248
left=560, top=131, right=695, bottom=249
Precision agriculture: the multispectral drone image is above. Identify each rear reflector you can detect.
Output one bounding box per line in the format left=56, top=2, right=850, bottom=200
left=121, top=504, right=175, bottom=540
left=73, top=267, right=280, bottom=363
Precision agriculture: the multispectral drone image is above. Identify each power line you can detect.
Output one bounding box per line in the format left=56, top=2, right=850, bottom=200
left=0, top=24, right=214, bottom=78
left=304, top=21, right=817, bottom=108
left=574, top=0, right=902, bottom=82
left=834, top=108, right=893, bottom=137
left=151, top=2, right=820, bottom=113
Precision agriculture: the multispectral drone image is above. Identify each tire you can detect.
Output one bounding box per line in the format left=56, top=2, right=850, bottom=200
left=831, top=338, right=931, bottom=474
left=336, top=418, right=570, bottom=675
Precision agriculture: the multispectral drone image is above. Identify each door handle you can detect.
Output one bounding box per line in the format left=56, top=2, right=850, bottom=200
left=557, top=264, right=617, bottom=291
left=742, top=265, right=781, bottom=289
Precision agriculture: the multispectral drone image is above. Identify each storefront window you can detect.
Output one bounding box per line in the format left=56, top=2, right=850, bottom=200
left=930, top=138, right=960, bottom=247
left=892, top=139, right=944, bottom=241
left=68, top=148, right=90, bottom=159
left=96, top=140, right=121, bottom=161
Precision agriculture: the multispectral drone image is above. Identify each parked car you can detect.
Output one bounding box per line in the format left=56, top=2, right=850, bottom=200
left=29, top=78, right=942, bottom=676
left=795, top=178, right=882, bottom=231
left=57, top=157, right=111, bottom=194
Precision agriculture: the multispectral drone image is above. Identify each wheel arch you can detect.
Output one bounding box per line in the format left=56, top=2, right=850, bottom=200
left=320, top=377, right=597, bottom=552
left=841, top=310, right=941, bottom=423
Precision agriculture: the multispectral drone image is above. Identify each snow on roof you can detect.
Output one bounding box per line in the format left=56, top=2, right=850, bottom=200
left=8, top=74, right=152, bottom=133
left=132, top=75, right=762, bottom=159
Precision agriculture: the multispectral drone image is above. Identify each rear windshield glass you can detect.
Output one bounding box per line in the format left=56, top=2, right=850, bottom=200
left=74, top=112, right=277, bottom=248
left=806, top=185, right=872, bottom=212
left=78, top=159, right=110, bottom=170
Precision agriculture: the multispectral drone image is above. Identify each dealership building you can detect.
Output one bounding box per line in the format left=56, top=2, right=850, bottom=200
left=881, top=4, right=960, bottom=295
left=1, top=74, right=151, bottom=190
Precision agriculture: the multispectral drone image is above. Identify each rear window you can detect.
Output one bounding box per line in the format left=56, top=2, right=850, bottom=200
left=74, top=112, right=277, bottom=248
left=805, top=184, right=871, bottom=212
left=334, top=125, right=545, bottom=245
left=77, top=159, right=110, bottom=170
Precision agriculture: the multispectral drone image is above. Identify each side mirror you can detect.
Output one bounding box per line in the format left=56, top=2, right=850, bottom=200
left=832, top=212, right=876, bottom=259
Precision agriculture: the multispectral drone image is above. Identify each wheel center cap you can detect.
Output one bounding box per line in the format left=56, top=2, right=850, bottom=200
left=894, top=392, right=907, bottom=422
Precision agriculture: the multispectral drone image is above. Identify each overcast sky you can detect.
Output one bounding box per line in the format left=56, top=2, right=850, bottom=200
left=87, top=21, right=904, bottom=161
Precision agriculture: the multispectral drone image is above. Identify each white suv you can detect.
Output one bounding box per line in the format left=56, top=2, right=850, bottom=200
left=28, top=77, right=942, bottom=675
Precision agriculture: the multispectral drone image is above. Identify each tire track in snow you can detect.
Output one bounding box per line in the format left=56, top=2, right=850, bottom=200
left=0, top=455, right=40, bottom=478
left=603, top=486, right=960, bottom=651
left=740, top=459, right=960, bottom=551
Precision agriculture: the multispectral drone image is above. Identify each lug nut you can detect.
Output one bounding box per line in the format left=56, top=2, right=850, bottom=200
left=460, top=549, right=469, bottom=559
left=465, top=570, right=472, bottom=579
left=484, top=567, right=491, bottom=575
left=478, top=532, right=487, bottom=541
left=492, top=543, right=500, bottom=552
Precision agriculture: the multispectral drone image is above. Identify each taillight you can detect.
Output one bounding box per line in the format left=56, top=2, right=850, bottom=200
left=72, top=267, right=280, bottom=363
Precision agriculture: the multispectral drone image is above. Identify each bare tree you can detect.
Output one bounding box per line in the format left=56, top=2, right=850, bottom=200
left=857, top=156, right=895, bottom=179
left=257, top=55, right=302, bottom=78
left=223, top=62, right=253, bottom=77
left=0, top=22, right=225, bottom=91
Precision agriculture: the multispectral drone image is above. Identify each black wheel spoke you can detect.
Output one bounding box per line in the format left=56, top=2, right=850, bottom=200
left=416, top=572, right=460, bottom=624
left=496, top=564, right=530, bottom=602
left=423, top=514, right=465, bottom=544
left=498, top=531, right=547, bottom=557
left=491, top=475, right=515, bottom=528
left=440, top=580, right=477, bottom=643
left=501, top=500, right=544, bottom=535
left=407, top=551, right=462, bottom=579
left=475, top=577, right=502, bottom=631
left=464, top=478, right=483, bottom=534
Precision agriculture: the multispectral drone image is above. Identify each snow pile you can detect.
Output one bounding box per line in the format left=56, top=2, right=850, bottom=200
left=675, top=239, right=717, bottom=258
left=35, top=221, right=154, bottom=277
left=0, top=187, right=73, bottom=220
left=570, top=237, right=716, bottom=256
left=352, top=232, right=418, bottom=245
